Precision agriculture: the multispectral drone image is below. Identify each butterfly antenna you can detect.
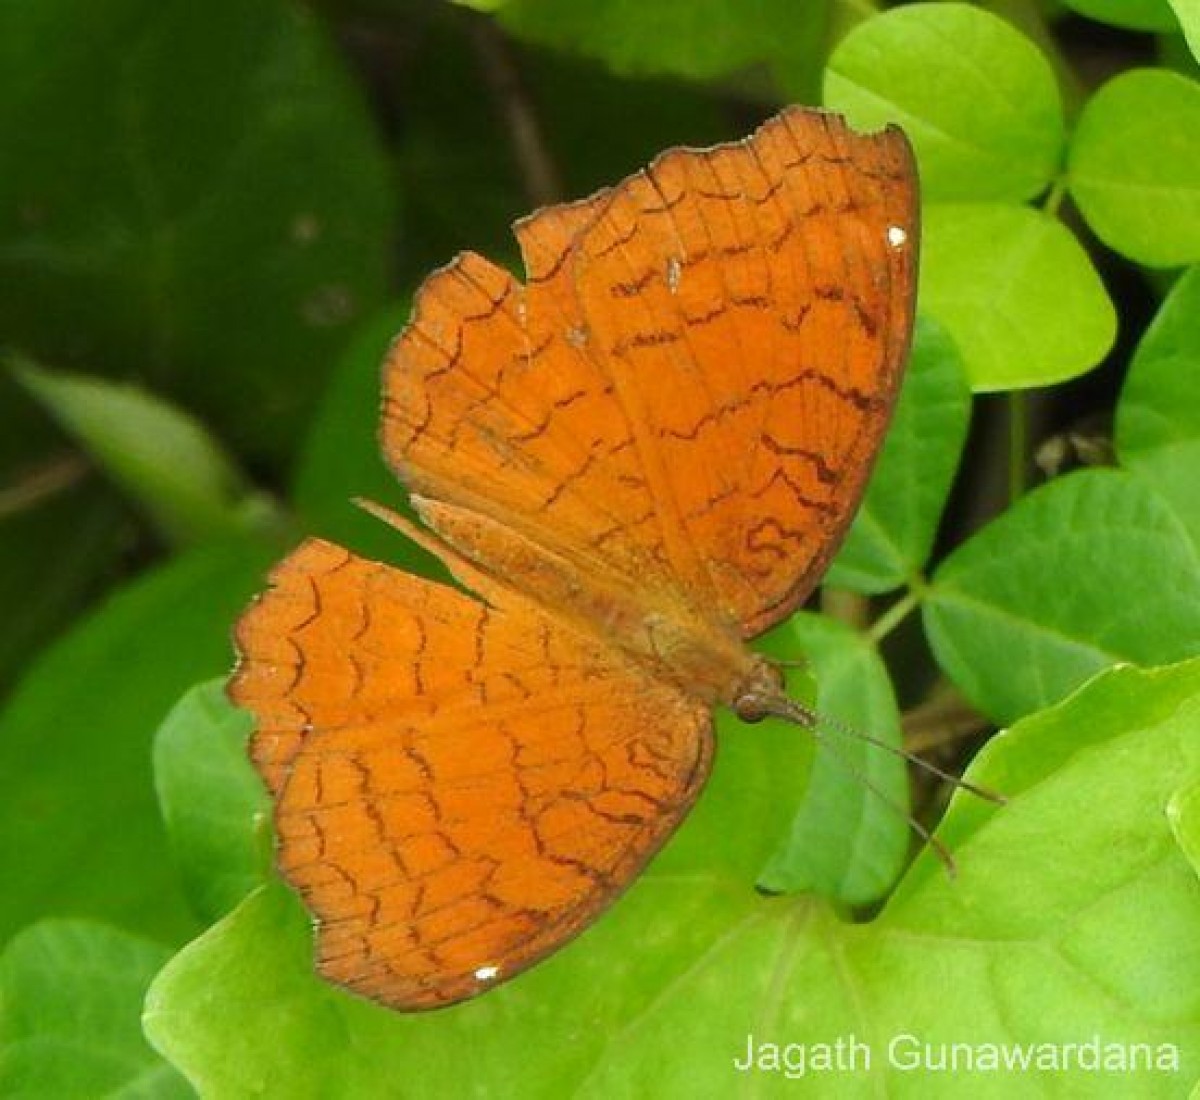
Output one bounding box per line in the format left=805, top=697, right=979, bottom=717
left=749, top=693, right=1010, bottom=879
left=799, top=718, right=959, bottom=878
left=769, top=696, right=1006, bottom=806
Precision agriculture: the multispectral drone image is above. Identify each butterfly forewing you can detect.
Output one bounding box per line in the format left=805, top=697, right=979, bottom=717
left=382, top=107, right=917, bottom=639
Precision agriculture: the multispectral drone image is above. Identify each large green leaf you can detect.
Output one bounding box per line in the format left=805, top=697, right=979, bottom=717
left=757, top=613, right=908, bottom=906
left=1168, top=780, right=1200, bottom=875
left=824, top=3, right=1065, bottom=201
left=153, top=681, right=270, bottom=925
left=923, top=469, right=1200, bottom=724
left=1068, top=69, right=1200, bottom=268
left=144, top=659, right=1200, bottom=1097
left=0, top=0, right=394, bottom=467
left=0, top=920, right=190, bottom=1099
left=919, top=203, right=1116, bottom=390
left=828, top=317, right=972, bottom=592
left=0, top=539, right=277, bottom=944
left=1117, top=265, right=1200, bottom=549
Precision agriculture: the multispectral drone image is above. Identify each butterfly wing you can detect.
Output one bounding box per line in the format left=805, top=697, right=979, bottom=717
left=384, top=107, right=917, bottom=639
left=231, top=539, right=711, bottom=1010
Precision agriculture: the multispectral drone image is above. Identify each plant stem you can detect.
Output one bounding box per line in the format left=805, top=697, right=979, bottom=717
left=867, top=588, right=920, bottom=645
left=1042, top=175, right=1068, bottom=217
left=468, top=15, right=563, bottom=207
left=0, top=453, right=89, bottom=518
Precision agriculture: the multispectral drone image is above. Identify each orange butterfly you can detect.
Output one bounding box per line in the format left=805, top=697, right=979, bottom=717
left=231, top=106, right=917, bottom=1010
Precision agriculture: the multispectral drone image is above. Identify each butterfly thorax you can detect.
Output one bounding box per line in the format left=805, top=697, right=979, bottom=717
left=410, top=493, right=763, bottom=706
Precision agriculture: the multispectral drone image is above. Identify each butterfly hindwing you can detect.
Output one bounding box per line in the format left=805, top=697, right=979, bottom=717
left=231, top=539, right=712, bottom=1009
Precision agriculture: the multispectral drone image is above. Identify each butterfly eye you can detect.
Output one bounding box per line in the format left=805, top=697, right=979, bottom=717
left=732, top=693, right=772, bottom=724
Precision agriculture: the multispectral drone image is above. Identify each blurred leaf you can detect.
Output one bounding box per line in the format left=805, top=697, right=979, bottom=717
left=499, top=0, right=829, bottom=80
left=829, top=317, right=972, bottom=592
left=824, top=3, right=1065, bottom=201
left=765, top=2, right=838, bottom=104
left=154, top=681, right=269, bottom=925
left=757, top=613, right=908, bottom=906
left=0, top=539, right=277, bottom=944
left=0, top=365, right=133, bottom=694
left=0, top=481, right=129, bottom=694
left=924, top=469, right=1200, bottom=724
left=292, top=305, right=444, bottom=574
left=1058, top=0, right=1181, bottom=30
left=393, top=9, right=728, bottom=281
left=919, top=202, right=1116, bottom=390
left=1117, top=265, right=1200, bottom=548
left=10, top=357, right=279, bottom=547
left=0, top=920, right=191, bottom=1099
left=144, top=660, right=1200, bottom=1096
left=391, top=10, right=526, bottom=277
left=1167, top=0, right=1200, bottom=60
left=529, top=53, right=730, bottom=198
left=1069, top=68, right=1200, bottom=268
left=0, top=0, right=394, bottom=467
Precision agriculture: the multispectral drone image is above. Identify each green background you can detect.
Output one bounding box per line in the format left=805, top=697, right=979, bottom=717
left=1, top=0, right=1198, bottom=1096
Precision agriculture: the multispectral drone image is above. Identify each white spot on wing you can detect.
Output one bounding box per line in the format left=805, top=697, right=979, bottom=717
left=474, top=964, right=500, bottom=982
left=887, top=226, right=908, bottom=249
left=666, top=256, right=682, bottom=294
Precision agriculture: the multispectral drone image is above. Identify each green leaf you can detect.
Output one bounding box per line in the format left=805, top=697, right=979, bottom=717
left=1168, top=781, right=1200, bottom=876
left=0, top=0, right=394, bottom=467
left=0, top=919, right=190, bottom=1099
left=1117, top=265, right=1200, bottom=549
left=498, top=0, right=829, bottom=80
left=1167, top=0, right=1200, bottom=61
left=923, top=469, right=1200, bottom=724
left=1069, top=68, right=1200, bottom=268
left=292, top=307, right=430, bottom=570
left=828, top=317, right=972, bottom=592
left=823, top=3, right=1065, bottom=201
left=0, top=482, right=129, bottom=695
left=390, top=9, right=727, bottom=280
left=144, top=660, right=1200, bottom=1096
left=1058, top=0, right=1181, bottom=31
left=757, top=613, right=909, bottom=906
left=0, top=539, right=277, bottom=944
left=0, top=368, right=133, bottom=693
left=529, top=54, right=730, bottom=200
left=153, top=681, right=269, bottom=925
left=10, top=357, right=278, bottom=548
left=144, top=685, right=808, bottom=1096
left=919, top=202, right=1116, bottom=390
left=766, top=1, right=840, bottom=104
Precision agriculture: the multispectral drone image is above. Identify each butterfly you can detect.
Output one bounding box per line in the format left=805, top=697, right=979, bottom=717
left=230, top=106, right=918, bottom=1010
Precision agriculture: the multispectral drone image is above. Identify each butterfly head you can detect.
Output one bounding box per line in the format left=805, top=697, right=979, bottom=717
left=729, top=656, right=793, bottom=725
